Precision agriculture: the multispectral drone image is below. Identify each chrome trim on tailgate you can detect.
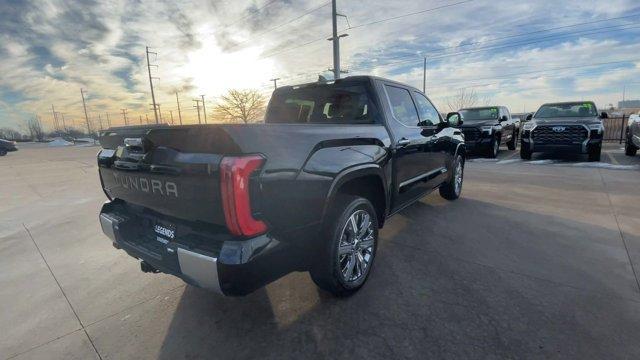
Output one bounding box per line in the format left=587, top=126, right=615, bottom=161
left=99, top=213, right=118, bottom=242
left=177, top=248, right=222, bottom=294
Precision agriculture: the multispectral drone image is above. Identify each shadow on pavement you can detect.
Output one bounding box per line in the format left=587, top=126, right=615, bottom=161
left=156, top=197, right=640, bottom=359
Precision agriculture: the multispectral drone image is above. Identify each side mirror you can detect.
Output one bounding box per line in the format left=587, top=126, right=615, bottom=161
left=500, top=115, right=508, bottom=122
left=446, top=112, right=463, bottom=126
left=526, top=113, right=533, bottom=121
left=600, top=112, right=608, bottom=119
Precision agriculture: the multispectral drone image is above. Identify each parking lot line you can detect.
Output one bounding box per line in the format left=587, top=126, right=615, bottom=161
left=21, top=224, right=103, bottom=360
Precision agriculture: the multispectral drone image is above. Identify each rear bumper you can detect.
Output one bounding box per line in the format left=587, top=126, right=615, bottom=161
left=99, top=201, right=301, bottom=296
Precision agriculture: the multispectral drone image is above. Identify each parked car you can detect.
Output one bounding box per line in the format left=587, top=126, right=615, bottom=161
left=0, top=139, right=17, bottom=156
left=96, top=76, right=466, bottom=297
left=520, top=101, right=606, bottom=161
left=457, top=106, right=519, bottom=157
left=625, top=114, right=640, bottom=156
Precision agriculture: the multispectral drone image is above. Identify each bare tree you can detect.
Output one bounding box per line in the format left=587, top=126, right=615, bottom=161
left=212, top=89, right=266, bottom=124
left=0, top=128, right=22, bottom=141
left=27, top=117, right=44, bottom=141
left=446, top=88, right=478, bottom=112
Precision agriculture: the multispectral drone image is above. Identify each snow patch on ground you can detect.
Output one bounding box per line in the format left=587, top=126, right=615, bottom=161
left=527, top=160, right=558, bottom=165
left=48, top=138, right=73, bottom=147
left=496, top=159, right=522, bottom=165
left=468, top=158, right=499, bottom=163
left=562, top=162, right=640, bottom=171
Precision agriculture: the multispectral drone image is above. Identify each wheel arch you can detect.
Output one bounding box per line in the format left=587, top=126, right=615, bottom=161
left=323, top=165, right=388, bottom=229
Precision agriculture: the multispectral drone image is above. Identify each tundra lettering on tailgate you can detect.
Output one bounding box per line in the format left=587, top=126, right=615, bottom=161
left=113, top=173, right=178, bottom=197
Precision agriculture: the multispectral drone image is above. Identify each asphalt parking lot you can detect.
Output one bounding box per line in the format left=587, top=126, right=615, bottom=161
left=2, top=142, right=640, bottom=359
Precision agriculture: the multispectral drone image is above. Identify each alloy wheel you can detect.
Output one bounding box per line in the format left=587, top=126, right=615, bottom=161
left=338, top=209, right=375, bottom=283
left=454, top=157, right=463, bottom=196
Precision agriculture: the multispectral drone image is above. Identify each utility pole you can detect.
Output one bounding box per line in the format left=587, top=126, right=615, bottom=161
left=80, top=88, right=91, bottom=136
left=422, top=57, right=427, bottom=93
left=60, top=113, right=67, bottom=132
left=157, top=104, right=163, bottom=122
left=51, top=105, right=58, bottom=132
left=176, top=91, right=183, bottom=125
left=328, top=0, right=348, bottom=80
left=106, top=113, right=111, bottom=128
left=193, top=99, right=202, bottom=124
left=200, top=95, right=207, bottom=123
left=169, top=110, right=174, bottom=124
left=270, top=78, right=280, bottom=89
left=121, top=108, right=128, bottom=125
left=146, top=46, right=159, bottom=124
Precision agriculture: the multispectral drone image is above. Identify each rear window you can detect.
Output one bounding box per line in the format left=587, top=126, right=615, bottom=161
left=265, top=83, right=376, bottom=124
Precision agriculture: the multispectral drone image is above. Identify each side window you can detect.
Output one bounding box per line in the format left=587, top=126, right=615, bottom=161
left=503, top=107, right=510, bottom=119
left=413, top=92, right=442, bottom=126
left=385, top=85, right=419, bottom=127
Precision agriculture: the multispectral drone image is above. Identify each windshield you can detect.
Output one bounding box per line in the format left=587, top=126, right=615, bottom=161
left=535, top=102, right=597, bottom=118
left=265, top=82, right=376, bottom=124
left=459, top=107, right=499, bottom=122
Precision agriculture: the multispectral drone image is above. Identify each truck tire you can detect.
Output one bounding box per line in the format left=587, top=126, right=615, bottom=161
left=487, top=136, right=499, bottom=158
left=439, top=154, right=464, bottom=201
left=507, top=130, right=517, bottom=150
left=520, top=146, right=532, bottom=160
left=311, top=195, right=378, bottom=297
left=625, top=138, right=638, bottom=156
left=0, top=149, right=6, bottom=156
left=588, top=145, right=601, bottom=162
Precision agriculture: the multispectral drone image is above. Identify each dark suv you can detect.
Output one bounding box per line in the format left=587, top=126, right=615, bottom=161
left=0, top=139, right=17, bottom=156
left=625, top=114, right=639, bottom=156
left=521, top=101, right=606, bottom=161
left=458, top=106, right=519, bottom=158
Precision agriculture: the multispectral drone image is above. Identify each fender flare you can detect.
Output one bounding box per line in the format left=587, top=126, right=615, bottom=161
left=321, top=164, right=389, bottom=226
left=454, top=142, right=466, bottom=159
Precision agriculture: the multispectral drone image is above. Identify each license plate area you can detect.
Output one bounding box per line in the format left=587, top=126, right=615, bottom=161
left=153, top=221, right=176, bottom=244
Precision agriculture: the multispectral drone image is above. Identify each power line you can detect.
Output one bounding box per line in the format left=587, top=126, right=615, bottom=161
left=228, top=1, right=331, bottom=50
left=350, top=0, right=475, bottom=30
left=358, top=19, right=637, bottom=67
left=349, top=23, right=640, bottom=72
left=425, top=58, right=640, bottom=90
left=260, top=0, right=476, bottom=59
left=225, top=0, right=280, bottom=27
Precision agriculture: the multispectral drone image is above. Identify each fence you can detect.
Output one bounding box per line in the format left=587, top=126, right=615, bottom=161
left=603, top=115, right=628, bottom=143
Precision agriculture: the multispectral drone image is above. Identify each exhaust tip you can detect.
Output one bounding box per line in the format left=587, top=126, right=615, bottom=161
left=140, top=261, right=160, bottom=274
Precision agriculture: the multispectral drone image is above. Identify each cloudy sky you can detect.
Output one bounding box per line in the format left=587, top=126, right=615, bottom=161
left=1, top=0, right=640, bottom=132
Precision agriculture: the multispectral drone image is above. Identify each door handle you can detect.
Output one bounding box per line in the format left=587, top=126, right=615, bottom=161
left=397, top=138, right=410, bottom=147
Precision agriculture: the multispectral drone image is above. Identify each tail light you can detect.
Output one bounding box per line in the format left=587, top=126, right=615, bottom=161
left=220, top=155, right=267, bottom=237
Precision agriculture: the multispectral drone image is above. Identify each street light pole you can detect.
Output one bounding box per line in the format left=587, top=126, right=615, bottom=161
left=422, top=57, right=427, bottom=93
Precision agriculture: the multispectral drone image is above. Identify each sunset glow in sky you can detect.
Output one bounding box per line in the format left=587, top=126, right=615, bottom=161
left=1, top=0, right=640, bottom=132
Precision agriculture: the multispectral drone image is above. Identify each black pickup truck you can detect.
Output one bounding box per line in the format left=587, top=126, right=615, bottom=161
left=457, top=106, right=519, bottom=157
left=625, top=114, right=639, bottom=157
left=521, top=101, right=606, bottom=161
left=97, top=76, right=465, bottom=297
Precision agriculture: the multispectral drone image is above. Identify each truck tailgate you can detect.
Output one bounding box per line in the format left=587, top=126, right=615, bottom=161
left=98, top=126, right=241, bottom=226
